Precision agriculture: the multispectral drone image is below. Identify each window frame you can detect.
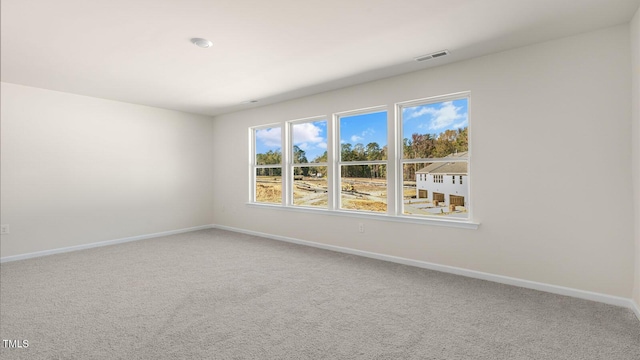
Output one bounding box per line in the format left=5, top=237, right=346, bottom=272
left=395, top=91, right=471, bottom=220
left=334, top=106, right=389, bottom=214
left=248, top=91, right=477, bottom=229
left=287, top=116, right=330, bottom=209
left=250, top=123, right=284, bottom=205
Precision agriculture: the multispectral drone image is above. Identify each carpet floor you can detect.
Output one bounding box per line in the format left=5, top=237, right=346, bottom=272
left=1, top=228, right=639, bottom=359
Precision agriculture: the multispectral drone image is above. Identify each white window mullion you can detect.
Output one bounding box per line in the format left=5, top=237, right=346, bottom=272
left=283, top=122, right=291, bottom=206
left=249, top=91, right=474, bottom=225
left=387, top=105, right=397, bottom=216
left=329, top=113, right=338, bottom=210
left=249, top=127, right=256, bottom=203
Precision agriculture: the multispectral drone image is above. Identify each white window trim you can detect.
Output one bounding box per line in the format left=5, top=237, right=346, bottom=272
left=395, top=91, right=471, bottom=220
left=245, top=202, right=479, bottom=229
left=249, top=91, right=478, bottom=229
left=334, top=106, right=389, bottom=214
left=288, top=116, right=330, bottom=209
left=249, top=123, right=284, bottom=204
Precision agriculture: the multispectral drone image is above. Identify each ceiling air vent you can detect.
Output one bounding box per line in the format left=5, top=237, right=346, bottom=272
left=414, top=50, right=449, bottom=62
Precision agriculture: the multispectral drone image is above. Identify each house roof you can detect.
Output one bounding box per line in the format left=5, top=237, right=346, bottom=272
left=416, top=151, right=469, bottom=175
left=416, top=162, right=468, bottom=175
left=416, top=152, right=468, bottom=175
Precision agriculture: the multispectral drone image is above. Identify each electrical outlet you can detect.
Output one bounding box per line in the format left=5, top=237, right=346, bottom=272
left=358, top=223, right=364, bottom=233
left=0, top=224, right=9, bottom=235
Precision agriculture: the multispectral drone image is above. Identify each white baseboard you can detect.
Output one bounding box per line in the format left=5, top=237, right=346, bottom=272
left=632, top=300, right=640, bottom=322
left=3, top=223, right=637, bottom=322
left=0, top=225, right=215, bottom=263
left=213, top=224, right=640, bottom=317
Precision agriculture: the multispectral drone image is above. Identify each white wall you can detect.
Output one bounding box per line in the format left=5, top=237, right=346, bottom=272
left=631, top=6, right=640, bottom=309
left=0, top=83, right=215, bottom=257
left=212, top=25, right=635, bottom=298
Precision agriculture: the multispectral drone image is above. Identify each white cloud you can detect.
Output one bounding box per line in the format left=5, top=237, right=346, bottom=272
left=404, top=106, right=436, bottom=120
left=293, top=122, right=324, bottom=145
left=452, top=117, right=469, bottom=129
left=347, top=128, right=374, bottom=143
left=318, top=142, right=327, bottom=149
left=256, top=127, right=281, bottom=147
left=405, top=101, right=467, bottom=131
left=362, top=128, right=375, bottom=137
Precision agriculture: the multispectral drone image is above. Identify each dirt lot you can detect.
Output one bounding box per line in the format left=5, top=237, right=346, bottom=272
left=293, top=178, right=328, bottom=207
left=257, top=176, right=465, bottom=217
left=339, top=177, right=387, bottom=212
left=257, top=176, right=387, bottom=211
left=255, top=177, right=282, bottom=203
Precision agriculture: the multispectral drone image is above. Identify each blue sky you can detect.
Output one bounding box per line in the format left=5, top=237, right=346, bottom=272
left=255, top=99, right=468, bottom=159
left=255, top=126, right=282, bottom=156
left=403, top=99, right=468, bottom=138
left=255, top=120, right=328, bottom=161
left=339, top=111, right=387, bottom=149
left=292, top=120, right=327, bottom=161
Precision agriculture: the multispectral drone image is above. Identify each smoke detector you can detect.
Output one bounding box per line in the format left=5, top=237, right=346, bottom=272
left=191, top=38, right=213, bottom=48
left=414, top=50, right=449, bottom=62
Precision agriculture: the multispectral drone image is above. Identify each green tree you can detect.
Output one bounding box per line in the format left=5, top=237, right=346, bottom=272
left=366, top=142, right=382, bottom=178
left=411, top=133, right=435, bottom=158
left=433, top=130, right=458, bottom=157
left=256, top=150, right=282, bottom=176
left=293, top=145, right=308, bottom=164
left=293, top=145, right=309, bottom=176
left=454, top=127, right=468, bottom=153
left=353, top=143, right=366, bottom=161
left=313, top=151, right=328, bottom=163
left=341, top=143, right=353, bottom=162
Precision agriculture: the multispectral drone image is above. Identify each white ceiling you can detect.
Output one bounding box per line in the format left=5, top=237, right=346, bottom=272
left=2, top=0, right=639, bottom=116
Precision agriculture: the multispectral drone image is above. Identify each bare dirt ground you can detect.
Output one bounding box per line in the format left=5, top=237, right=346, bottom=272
left=256, top=177, right=282, bottom=203
left=257, top=176, right=466, bottom=217
left=339, top=177, right=387, bottom=212
left=294, top=178, right=328, bottom=207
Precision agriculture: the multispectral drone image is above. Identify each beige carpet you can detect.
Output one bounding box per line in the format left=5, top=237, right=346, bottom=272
left=1, top=228, right=639, bottom=359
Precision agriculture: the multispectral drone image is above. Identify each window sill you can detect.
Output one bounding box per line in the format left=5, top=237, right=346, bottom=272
left=245, top=203, right=480, bottom=230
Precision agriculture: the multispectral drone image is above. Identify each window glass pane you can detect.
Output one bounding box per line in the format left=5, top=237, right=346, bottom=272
left=339, top=111, right=387, bottom=161
left=251, top=94, right=470, bottom=223
left=255, top=168, right=282, bottom=204
left=255, top=127, right=282, bottom=165
left=340, top=165, right=387, bottom=212
left=402, top=162, right=468, bottom=218
left=293, top=166, right=328, bottom=207
left=292, top=120, right=327, bottom=164
left=402, top=99, right=468, bottom=159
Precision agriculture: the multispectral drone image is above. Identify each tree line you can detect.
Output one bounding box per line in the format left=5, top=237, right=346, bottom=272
left=403, top=127, right=468, bottom=159
left=403, top=127, right=468, bottom=181
left=256, top=127, right=467, bottom=179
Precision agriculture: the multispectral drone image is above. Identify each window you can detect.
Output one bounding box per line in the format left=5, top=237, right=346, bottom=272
left=290, top=118, right=328, bottom=208
left=249, top=92, right=472, bottom=225
left=337, top=109, right=388, bottom=213
left=252, top=125, right=282, bottom=204
left=399, top=95, right=469, bottom=219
